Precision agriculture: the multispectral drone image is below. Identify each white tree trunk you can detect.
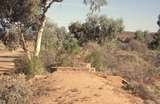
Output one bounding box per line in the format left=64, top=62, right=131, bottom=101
left=34, top=0, right=57, bottom=56
left=34, top=17, right=46, bottom=57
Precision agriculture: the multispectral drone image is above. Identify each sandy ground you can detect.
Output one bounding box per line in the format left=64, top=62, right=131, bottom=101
left=31, top=70, right=144, bottom=104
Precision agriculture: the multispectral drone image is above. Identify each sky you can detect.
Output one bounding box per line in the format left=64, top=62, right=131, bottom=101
left=47, top=0, right=160, bottom=32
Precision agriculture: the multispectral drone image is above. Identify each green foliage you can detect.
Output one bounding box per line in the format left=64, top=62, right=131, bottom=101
left=85, top=40, right=120, bottom=71
left=15, top=56, right=45, bottom=76
left=148, top=15, right=160, bottom=49
left=63, top=34, right=80, bottom=54
left=41, top=21, right=64, bottom=50
left=135, top=30, right=148, bottom=42
left=0, top=0, right=39, bottom=26
left=86, top=49, right=107, bottom=71
left=0, top=75, right=32, bottom=104
left=0, top=0, right=40, bottom=51
left=148, top=33, right=160, bottom=50
left=156, top=15, right=160, bottom=49
left=0, top=0, right=107, bottom=56
left=41, top=21, right=80, bottom=68
left=0, top=0, right=107, bottom=25
left=84, top=0, right=107, bottom=13
left=2, top=24, right=20, bottom=51
left=69, top=15, right=124, bottom=45
left=42, top=21, right=80, bottom=54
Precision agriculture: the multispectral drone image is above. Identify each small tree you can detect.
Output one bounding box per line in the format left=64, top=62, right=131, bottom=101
left=135, top=30, right=148, bottom=42
left=69, top=15, right=124, bottom=45
left=0, top=0, right=39, bottom=53
left=41, top=21, right=70, bottom=52
left=149, top=15, right=160, bottom=49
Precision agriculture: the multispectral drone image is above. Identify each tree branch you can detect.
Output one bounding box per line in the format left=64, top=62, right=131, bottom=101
left=44, top=0, right=63, bottom=14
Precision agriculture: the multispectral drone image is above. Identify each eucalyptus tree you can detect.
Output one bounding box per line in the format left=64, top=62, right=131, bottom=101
left=69, top=15, right=124, bottom=45
left=0, top=0, right=39, bottom=53
left=35, top=0, right=107, bottom=56
left=0, top=0, right=107, bottom=56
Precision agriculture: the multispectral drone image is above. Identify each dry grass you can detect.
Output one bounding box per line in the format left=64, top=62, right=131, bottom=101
left=0, top=75, right=32, bottom=104
left=81, top=41, right=160, bottom=104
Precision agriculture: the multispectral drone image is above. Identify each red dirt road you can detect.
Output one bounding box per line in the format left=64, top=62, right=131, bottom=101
left=31, top=70, right=144, bottom=104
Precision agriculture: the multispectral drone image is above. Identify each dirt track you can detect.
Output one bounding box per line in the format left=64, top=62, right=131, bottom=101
left=31, top=70, right=144, bottom=104
left=0, top=50, right=144, bottom=104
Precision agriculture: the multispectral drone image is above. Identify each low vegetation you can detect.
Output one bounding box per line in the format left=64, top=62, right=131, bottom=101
left=15, top=56, right=45, bottom=76
left=0, top=75, right=32, bottom=104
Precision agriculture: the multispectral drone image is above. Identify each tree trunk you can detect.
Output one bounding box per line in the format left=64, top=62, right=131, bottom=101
left=34, top=0, right=61, bottom=56
left=20, top=33, right=28, bottom=52
left=20, top=32, right=31, bottom=59
left=34, top=16, right=46, bottom=57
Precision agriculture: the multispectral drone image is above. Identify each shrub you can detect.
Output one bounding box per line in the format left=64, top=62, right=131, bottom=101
left=40, top=21, right=80, bottom=69
left=85, top=40, right=120, bottom=72
left=84, top=40, right=160, bottom=103
left=69, top=15, right=124, bottom=45
left=40, top=50, right=58, bottom=68
left=63, top=34, right=80, bottom=54
left=40, top=49, right=78, bottom=69
left=122, top=39, right=148, bottom=53
left=15, top=56, right=45, bottom=76
left=60, top=55, right=76, bottom=66
left=0, top=75, right=32, bottom=104
left=135, top=30, right=148, bottom=42
left=0, top=24, right=20, bottom=51
left=85, top=48, right=107, bottom=71
left=122, top=79, right=160, bottom=104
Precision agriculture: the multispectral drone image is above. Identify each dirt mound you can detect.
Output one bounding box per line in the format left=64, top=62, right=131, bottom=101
left=31, top=70, right=144, bottom=104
